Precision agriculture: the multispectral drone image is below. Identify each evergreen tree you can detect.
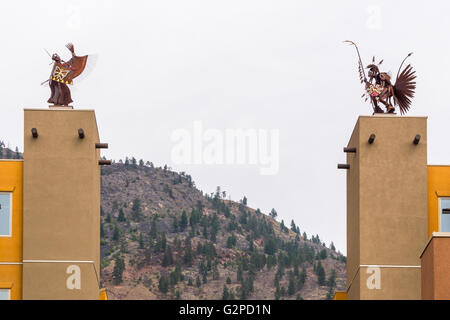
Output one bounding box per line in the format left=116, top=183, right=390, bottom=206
left=183, top=238, right=193, bottom=266
left=319, top=248, right=327, bottom=260
left=173, top=216, right=179, bottom=232
left=14, top=147, right=20, bottom=159
left=298, top=267, right=307, bottom=290
left=269, top=208, right=278, bottom=219
left=150, top=219, right=157, bottom=239
left=139, top=233, right=145, bottom=249
left=288, top=272, right=296, bottom=296
left=226, top=233, right=237, bottom=248
left=131, top=197, right=142, bottom=221
left=330, top=242, right=336, bottom=252
left=210, top=214, right=220, bottom=242
left=162, top=245, right=174, bottom=267
left=100, top=222, right=105, bottom=238
left=118, top=208, right=126, bottom=222
left=161, top=233, right=167, bottom=251
left=112, top=225, right=120, bottom=241
left=274, top=285, right=281, bottom=300
left=327, top=269, right=337, bottom=288
left=202, top=224, right=208, bottom=239
left=222, top=286, right=229, bottom=300
left=180, top=210, right=188, bottom=231
left=326, top=287, right=334, bottom=300
left=113, top=256, right=125, bottom=284
left=316, top=261, right=326, bottom=286
left=291, top=220, right=297, bottom=233
left=280, top=220, right=288, bottom=233
left=196, top=276, right=201, bottom=288
left=158, top=274, right=169, bottom=293
left=212, top=262, right=220, bottom=280
left=264, top=237, right=277, bottom=255
left=237, top=264, right=243, bottom=282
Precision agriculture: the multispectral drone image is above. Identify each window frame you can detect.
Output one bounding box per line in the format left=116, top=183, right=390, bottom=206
left=0, top=192, right=12, bottom=237
left=438, top=197, right=450, bottom=233
left=0, top=289, right=11, bottom=300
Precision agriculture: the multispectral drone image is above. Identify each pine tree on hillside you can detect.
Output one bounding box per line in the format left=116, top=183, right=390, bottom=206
left=180, top=210, right=188, bottom=231
left=222, top=286, right=230, bottom=300
left=113, top=256, right=125, bottom=284
left=316, top=261, right=326, bottom=286
left=183, top=238, right=193, bottom=266
left=162, top=245, right=174, bottom=267
left=158, top=274, right=169, bottom=293
left=112, top=225, right=120, bottom=241
left=269, top=208, right=278, bottom=219
left=327, top=269, right=337, bottom=288
left=14, top=147, right=20, bottom=159
left=118, top=208, right=126, bottom=222
left=330, top=242, right=336, bottom=252
left=139, top=233, right=145, bottom=249
left=131, top=197, right=142, bottom=221
left=288, top=272, right=296, bottom=296
left=291, top=220, right=297, bottom=233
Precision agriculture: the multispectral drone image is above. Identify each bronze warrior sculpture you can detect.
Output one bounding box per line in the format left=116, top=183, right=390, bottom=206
left=46, top=43, right=88, bottom=106
left=345, top=40, right=416, bottom=115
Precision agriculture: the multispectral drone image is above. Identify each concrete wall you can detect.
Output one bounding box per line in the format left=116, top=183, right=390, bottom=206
left=23, top=109, right=101, bottom=299
left=346, top=115, right=428, bottom=300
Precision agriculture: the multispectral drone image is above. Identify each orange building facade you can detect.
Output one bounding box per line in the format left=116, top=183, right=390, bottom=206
left=0, top=160, right=23, bottom=300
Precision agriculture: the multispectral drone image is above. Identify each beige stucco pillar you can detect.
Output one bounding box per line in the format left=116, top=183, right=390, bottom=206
left=22, top=108, right=101, bottom=299
left=346, top=115, right=427, bottom=300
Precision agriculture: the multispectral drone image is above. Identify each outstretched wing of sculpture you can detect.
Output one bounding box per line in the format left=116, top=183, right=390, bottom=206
left=393, top=56, right=416, bottom=115
left=68, top=55, right=88, bottom=79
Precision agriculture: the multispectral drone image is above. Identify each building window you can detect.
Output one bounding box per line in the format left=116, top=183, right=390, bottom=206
left=0, top=193, right=12, bottom=237
left=0, top=289, right=10, bottom=300
left=439, top=198, right=450, bottom=232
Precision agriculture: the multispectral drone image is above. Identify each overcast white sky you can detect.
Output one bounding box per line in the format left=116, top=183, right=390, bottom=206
left=2, top=1, right=450, bottom=254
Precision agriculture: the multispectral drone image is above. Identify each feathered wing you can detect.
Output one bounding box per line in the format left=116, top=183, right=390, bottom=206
left=69, top=54, right=88, bottom=79
left=393, top=64, right=416, bottom=115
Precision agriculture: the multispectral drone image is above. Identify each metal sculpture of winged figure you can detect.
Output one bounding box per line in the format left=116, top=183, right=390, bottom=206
left=44, top=43, right=88, bottom=106
left=345, top=40, right=416, bottom=115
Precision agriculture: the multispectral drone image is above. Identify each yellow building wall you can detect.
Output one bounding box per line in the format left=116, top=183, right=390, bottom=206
left=333, top=291, right=347, bottom=300
left=0, top=160, right=23, bottom=300
left=99, top=288, right=108, bottom=300
left=427, top=166, right=450, bottom=237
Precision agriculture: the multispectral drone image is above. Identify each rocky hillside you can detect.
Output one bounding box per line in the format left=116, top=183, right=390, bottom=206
left=99, top=161, right=346, bottom=300
left=0, top=142, right=22, bottom=159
